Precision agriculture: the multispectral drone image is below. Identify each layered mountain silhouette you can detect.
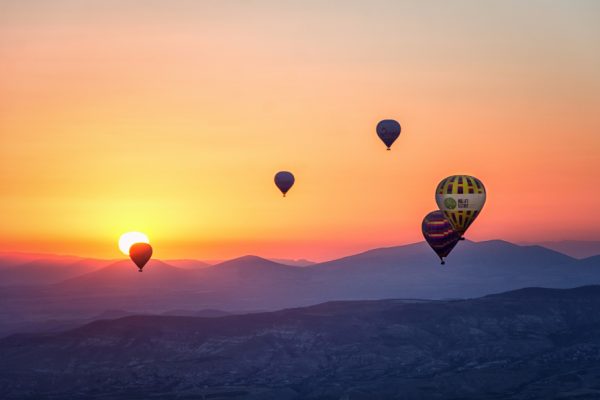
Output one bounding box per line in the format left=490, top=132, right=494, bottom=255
left=2, top=286, right=600, bottom=399
left=526, top=240, right=600, bottom=259
left=269, top=257, right=316, bottom=267
left=162, top=259, right=213, bottom=269
left=1, top=240, right=599, bottom=337
left=0, top=254, right=110, bottom=285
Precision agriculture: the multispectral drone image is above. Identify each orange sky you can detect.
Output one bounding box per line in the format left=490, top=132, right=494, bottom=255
left=1, top=1, right=599, bottom=261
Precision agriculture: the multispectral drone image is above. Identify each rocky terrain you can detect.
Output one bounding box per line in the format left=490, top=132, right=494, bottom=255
left=2, top=286, right=600, bottom=399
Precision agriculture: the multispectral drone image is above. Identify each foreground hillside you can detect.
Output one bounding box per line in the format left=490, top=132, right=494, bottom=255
left=2, top=286, right=600, bottom=399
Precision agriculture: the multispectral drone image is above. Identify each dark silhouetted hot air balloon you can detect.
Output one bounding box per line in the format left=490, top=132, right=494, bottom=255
left=274, top=171, right=295, bottom=197
left=435, top=175, right=486, bottom=238
left=422, top=210, right=461, bottom=265
left=129, top=242, right=153, bottom=272
left=376, top=119, right=401, bottom=150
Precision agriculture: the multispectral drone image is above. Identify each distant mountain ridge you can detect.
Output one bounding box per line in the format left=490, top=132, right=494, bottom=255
left=3, top=286, right=600, bottom=399
left=527, top=240, right=600, bottom=259
left=1, top=239, right=599, bottom=338
left=269, top=258, right=316, bottom=267
left=0, top=239, right=582, bottom=281
left=0, top=257, right=111, bottom=286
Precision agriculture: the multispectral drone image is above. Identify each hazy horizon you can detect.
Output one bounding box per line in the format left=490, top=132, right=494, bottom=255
left=2, top=237, right=600, bottom=264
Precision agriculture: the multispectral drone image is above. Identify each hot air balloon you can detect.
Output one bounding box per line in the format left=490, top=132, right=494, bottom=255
left=435, top=175, right=486, bottom=238
left=376, top=119, right=401, bottom=150
left=422, top=210, right=461, bottom=265
left=129, top=242, right=153, bottom=272
left=274, top=171, right=295, bottom=197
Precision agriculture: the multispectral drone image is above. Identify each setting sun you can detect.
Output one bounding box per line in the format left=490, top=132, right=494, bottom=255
left=118, top=232, right=150, bottom=255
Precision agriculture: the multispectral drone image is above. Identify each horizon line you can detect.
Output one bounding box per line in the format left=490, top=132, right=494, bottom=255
left=0, top=238, right=580, bottom=265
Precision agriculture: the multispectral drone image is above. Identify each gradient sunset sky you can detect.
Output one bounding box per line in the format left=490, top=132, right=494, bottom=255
left=1, top=0, right=599, bottom=261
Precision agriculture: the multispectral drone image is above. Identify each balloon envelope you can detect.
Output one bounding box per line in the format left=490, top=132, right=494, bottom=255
left=129, top=242, right=153, bottom=271
left=376, top=119, right=401, bottom=150
left=422, top=210, right=461, bottom=264
left=435, top=175, right=486, bottom=236
left=274, top=171, right=295, bottom=197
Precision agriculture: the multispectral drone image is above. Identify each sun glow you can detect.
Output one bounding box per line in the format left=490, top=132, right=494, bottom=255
left=118, top=232, right=150, bottom=255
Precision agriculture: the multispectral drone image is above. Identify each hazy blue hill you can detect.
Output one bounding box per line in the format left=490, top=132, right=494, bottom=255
left=161, top=309, right=233, bottom=317
left=193, top=256, right=314, bottom=309
left=0, top=309, right=139, bottom=337
left=450, top=239, right=575, bottom=266
left=269, top=258, right=316, bottom=267
left=535, top=240, right=600, bottom=259
left=0, top=257, right=110, bottom=286
left=313, top=239, right=575, bottom=271
left=578, top=255, right=600, bottom=267
left=0, top=252, right=84, bottom=269
left=92, top=309, right=139, bottom=319
left=485, top=284, right=600, bottom=300
left=203, top=255, right=309, bottom=284
left=211, top=255, right=304, bottom=272
left=312, top=241, right=432, bottom=271
left=305, top=240, right=586, bottom=301
left=54, top=260, right=195, bottom=291
left=0, top=254, right=41, bottom=270
left=3, top=286, right=600, bottom=399
left=163, top=259, right=212, bottom=269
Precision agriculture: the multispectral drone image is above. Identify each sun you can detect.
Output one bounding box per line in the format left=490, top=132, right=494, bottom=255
left=118, top=232, right=150, bottom=255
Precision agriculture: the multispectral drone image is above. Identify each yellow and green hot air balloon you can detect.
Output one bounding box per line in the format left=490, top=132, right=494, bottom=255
left=435, top=175, right=486, bottom=238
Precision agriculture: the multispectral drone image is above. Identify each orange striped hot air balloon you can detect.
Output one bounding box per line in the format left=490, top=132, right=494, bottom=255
left=422, top=210, right=461, bottom=265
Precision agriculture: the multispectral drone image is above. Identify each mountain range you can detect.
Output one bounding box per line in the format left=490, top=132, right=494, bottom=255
left=522, top=240, right=600, bottom=259
left=2, top=285, right=600, bottom=399
left=0, top=240, right=599, bottom=337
